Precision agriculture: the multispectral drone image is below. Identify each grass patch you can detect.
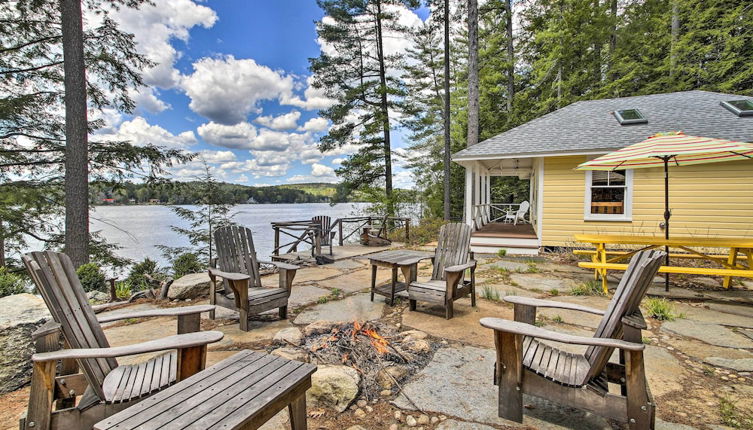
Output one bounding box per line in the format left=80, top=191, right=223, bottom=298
left=481, top=285, right=501, bottom=301
left=642, top=336, right=652, bottom=344
left=549, top=288, right=559, bottom=296
left=115, top=281, right=132, bottom=300
left=526, top=263, right=540, bottom=273
left=719, top=396, right=753, bottom=429
left=571, top=280, right=605, bottom=296
left=643, top=297, right=684, bottom=321
left=552, top=315, right=564, bottom=323
left=497, top=249, right=507, bottom=258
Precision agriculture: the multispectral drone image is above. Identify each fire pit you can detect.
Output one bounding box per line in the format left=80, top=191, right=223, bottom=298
left=283, top=320, right=436, bottom=399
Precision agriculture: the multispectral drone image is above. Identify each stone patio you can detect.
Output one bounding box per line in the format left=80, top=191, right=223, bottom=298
left=1, top=252, right=752, bottom=430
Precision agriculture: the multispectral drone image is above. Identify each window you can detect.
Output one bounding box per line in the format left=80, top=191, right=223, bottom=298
left=721, top=100, right=753, bottom=117
left=614, top=109, right=648, bottom=125
left=584, top=169, right=633, bottom=221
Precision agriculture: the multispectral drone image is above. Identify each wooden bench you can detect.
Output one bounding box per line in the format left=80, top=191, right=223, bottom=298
left=94, top=350, right=316, bottom=430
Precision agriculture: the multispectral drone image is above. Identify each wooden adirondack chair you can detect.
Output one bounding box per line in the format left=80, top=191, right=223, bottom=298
left=208, top=225, right=300, bottom=331
left=21, top=251, right=223, bottom=430
left=480, top=250, right=665, bottom=429
left=403, top=223, right=476, bottom=319
left=312, top=215, right=336, bottom=255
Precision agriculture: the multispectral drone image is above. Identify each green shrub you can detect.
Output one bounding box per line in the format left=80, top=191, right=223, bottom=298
left=719, top=396, right=753, bottom=429
left=172, top=253, right=204, bottom=278
left=76, top=263, right=106, bottom=292
left=643, top=297, right=683, bottom=321
left=126, top=258, right=161, bottom=291
left=481, top=285, right=501, bottom=301
left=549, top=288, right=559, bottom=296
left=115, top=281, right=132, bottom=300
left=571, top=280, right=605, bottom=296
left=0, top=267, right=26, bottom=297
left=389, top=217, right=447, bottom=246
left=497, top=249, right=507, bottom=257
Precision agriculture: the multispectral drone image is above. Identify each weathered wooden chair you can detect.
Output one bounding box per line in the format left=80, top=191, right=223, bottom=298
left=480, top=250, right=665, bottom=429
left=21, top=251, right=223, bottom=430
left=312, top=215, right=336, bottom=255
left=208, top=225, right=300, bottom=331
left=403, top=223, right=476, bottom=319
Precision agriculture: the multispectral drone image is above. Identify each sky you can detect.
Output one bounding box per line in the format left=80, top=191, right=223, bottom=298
left=96, top=0, right=431, bottom=188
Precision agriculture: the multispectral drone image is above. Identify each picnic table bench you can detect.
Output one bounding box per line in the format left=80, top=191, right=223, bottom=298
left=94, top=350, right=316, bottom=430
left=574, top=234, right=753, bottom=292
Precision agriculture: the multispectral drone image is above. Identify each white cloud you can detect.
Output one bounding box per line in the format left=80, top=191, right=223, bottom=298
left=299, top=117, right=329, bottom=132
left=236, top=174, right=249, bottom=183
left=254, top=111, right=301, bottom=130
left=287, top=162, right=339, bottom=184
left=331, top=157, right=345, bottom=165
left=197, top=121, right=257, bottom=149
left=222, top=159, right=289, bottom=178
left=282, top=76, right=337, bottom=110
left=393, top=170, right=415, bottom=189
left=198, top=150, right=236, bottom=163
left=131, top=87, right=170, bottom=114
left=181, top=55, right=295, bottom=124
left=311, top=163, right=336, bottom=177
left=111, top=0, right=217, bottom=89
left=97, top=117, right=197, bottom=149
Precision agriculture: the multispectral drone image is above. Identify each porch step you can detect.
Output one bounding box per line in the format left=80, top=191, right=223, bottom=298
left=470, top=242, right=540, bottom=256
left=470, top=235, right=539, bottom=247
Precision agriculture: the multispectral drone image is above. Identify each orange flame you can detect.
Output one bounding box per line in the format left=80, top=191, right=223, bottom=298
left=363, top=329, right=390, bottom=355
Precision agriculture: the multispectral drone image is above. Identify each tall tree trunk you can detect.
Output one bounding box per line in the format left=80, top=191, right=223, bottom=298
left=670, top=0, right=679, bottom=78
left=593, top=0, right=602, bottom=82
left=60, top=0, right=89, bottom=267
left=0, top=222, right=5, bottom=268
left=374, top=0, right=393, bottom=216
left=467, top=0, right=479, bottom=147
left=607, top=0, right=617, bottom=81
left=443, top=0, right=451, bottom=221
left=504, top=0, right=514, bottom=115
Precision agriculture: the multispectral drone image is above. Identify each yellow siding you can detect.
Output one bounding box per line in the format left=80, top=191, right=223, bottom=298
left=541, top=156, right=753, bottom=247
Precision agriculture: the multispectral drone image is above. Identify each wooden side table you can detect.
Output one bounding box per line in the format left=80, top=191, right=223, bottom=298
left=368, top=250, right=433, bottom=305
left=94, top=350, right=316, bottom=430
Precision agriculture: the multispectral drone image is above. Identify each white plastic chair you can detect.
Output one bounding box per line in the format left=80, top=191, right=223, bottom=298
left=504, top=201, right=530, bottom=225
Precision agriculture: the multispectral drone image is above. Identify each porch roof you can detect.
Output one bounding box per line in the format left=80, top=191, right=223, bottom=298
left=452, top=90, right=753, bottom=162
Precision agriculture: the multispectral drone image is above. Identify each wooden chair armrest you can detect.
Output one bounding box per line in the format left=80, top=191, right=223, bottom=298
left=397, top=255, right=434, bottom=267
left=621, top=310, right=647, bottom=330
left=97, top=305, right=216, bottom=323
left=208, top=267, right=251, bottom=282
left=504, top=296, right=605, bottom=315
left=32, top=320, right=61, bottom=341
left=480, top=318, right=644, bottom=351
left=257, top=260, right=300, bottom=271
left=32, top=331, right=224, bottom=362
left=445, top=260, right=477, bottom=273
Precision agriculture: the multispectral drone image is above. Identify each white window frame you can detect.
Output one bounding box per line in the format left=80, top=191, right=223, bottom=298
left=583, top=169, right=633, bottom=222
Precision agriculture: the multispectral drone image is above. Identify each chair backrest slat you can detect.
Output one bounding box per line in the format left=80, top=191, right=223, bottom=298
left=214, top=225, right=262, bottom=290
left=431, top=223, right=472, bottom=281
left=584, top=250, right=664, bottom=381
left=23, top=251, right=116, bottom=400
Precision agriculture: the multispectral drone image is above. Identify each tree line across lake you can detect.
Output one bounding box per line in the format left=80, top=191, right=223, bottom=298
left=89, top=181, right=356, bottom=205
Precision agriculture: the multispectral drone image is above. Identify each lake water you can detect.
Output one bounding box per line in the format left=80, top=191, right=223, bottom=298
left=90, top=203, right=369, bottom=269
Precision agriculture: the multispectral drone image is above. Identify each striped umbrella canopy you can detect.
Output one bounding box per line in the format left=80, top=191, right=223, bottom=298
left=577, top=131, right=753, bottom=170
left=576, top=132, right=753, bottom=291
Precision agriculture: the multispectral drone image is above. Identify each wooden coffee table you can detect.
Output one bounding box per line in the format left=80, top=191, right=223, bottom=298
left=94, top=350, right=316, bottom=430
left=368, top=250, right=433, bottom=305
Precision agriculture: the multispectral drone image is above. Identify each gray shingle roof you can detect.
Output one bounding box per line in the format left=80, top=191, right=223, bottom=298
left=452, top=90, right=753, bottom=160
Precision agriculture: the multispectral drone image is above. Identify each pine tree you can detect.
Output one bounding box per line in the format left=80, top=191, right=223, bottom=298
left=310, top=0, right=419, bottom=215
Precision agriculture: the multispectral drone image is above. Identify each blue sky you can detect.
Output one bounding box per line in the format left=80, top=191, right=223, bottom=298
left=97, top=0, right=428, bottom=187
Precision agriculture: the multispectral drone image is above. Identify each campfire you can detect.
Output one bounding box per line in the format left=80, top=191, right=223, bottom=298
left=291, top=320, right=435, bottom=399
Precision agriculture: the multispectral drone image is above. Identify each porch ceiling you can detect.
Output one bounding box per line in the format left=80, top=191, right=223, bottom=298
left=476, top=157, right=533, bottom=177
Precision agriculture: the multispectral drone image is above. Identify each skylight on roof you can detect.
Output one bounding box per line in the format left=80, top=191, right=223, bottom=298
left=721, top=100, right=753, bottom=117
left=614, top=109, right=647, bottom=125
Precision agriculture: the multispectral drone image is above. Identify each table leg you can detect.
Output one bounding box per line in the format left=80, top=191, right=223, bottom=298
left=598, top=243, right=609, bottom=294
left=288, top=395, right=307, bottom=430
left=370, top=264, right=377, bottom=301
left=724, top=247, right=738, bottom=289
left=390, top=267, right=398, bottom=305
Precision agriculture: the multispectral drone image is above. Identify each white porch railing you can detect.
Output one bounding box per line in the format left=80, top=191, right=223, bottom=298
left=472, top=203, right=521, bottom=230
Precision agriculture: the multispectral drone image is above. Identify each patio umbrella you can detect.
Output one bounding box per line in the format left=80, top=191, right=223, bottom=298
left=577, top=131, right=753, bottom=290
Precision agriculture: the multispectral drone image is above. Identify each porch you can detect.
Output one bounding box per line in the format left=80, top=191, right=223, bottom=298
left=457, top=157, right=543, bottom=255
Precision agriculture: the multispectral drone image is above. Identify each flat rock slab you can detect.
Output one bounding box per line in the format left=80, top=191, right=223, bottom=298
left=329, top=259, right=366, bottom=270
left=479, top=284, right=542, bottom=299
left=436, top=420, right=497, bottom=429
left=509, top=273, right=577, bottom=293
left=537, top=296, right=611, bottom=330
left=664, top=337, right=753, bottom=361
left=707, top=303, right=753, bottom=319
left=402, top=299, right=513, bottom=348
left=321, top=267, right=393, bottom=294
left=703, top=357, right=753, bottom=372
left=293, top=293, right=385, bottom=325
left=661, top=320, right=753, bottom=349
left=105, top=317, right=178, bottom=365
left=281, top=267, right=342, bottom=284
left=644, top=346, right=687, bottom=398
left=97, top=303, right=163, bottom=327
left=393, top=345, right=612, bottom=430
left=288, top=284, right=331, bottom=308
left=487, top=260, right=529, bottom=272
left=656, top=419, right=700, bottom=430
left=213, top=319, right=294, bottom=348
left=673, top=303, right=753, bottom=329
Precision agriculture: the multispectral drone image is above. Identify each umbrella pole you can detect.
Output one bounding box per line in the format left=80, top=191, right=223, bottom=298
left=664, top=158, right=671, bottom=291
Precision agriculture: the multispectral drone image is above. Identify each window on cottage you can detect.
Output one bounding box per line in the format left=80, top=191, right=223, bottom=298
left=589, top=170, right=627, bottom=215
left=721, top=100, right=753, bottom=117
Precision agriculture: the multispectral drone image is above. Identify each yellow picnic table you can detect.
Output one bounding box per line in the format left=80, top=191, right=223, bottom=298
left=573, top=234, right=753, bottom=293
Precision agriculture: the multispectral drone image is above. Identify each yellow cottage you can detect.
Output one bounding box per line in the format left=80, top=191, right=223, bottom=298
left=452, top=90, right=753, bottom=255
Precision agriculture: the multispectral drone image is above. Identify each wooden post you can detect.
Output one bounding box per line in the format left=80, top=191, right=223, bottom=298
left=274, top=227, right=280, bottom=256
left=625, top=349, right=652, bottom=430
left=338, top=220, right=344, bottom=246
left=513, top=304, right=536, bottom=325
left=495, top=331, right=523, bottom=422
left=25, top=361, right=56, bottom=430
left=288, top=395, right=308, bottom=430
left=405, top=218, right=410, bottom=242
left=176, top=345, right=206, bottom=382
left=177, top=313, right=201, bottom=334
left=107, top=278, right=117, bottom=302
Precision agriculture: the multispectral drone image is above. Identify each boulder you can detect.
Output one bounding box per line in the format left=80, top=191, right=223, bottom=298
left=273, top=327, right=303, bottom=346
left=403, top=339, right=432, bottom=354
left=0, top=294, right=51, bottom=393
left=86, top=290, right=110, bottom=303
left=376, top=365, right=409, bottom=389
left=304, top=320, right=339, bottom=337
left=307, top=365, right=360, bottom=412
left=168, top=272, right=210, bottom=300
